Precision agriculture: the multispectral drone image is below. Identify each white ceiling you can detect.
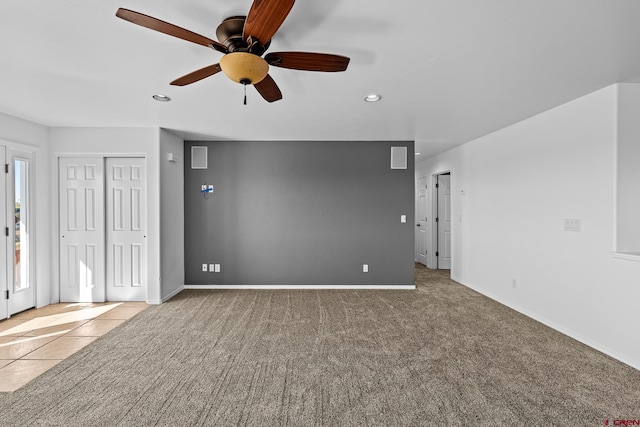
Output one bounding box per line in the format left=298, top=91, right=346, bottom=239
left=2, top=0, right=640, bottom=158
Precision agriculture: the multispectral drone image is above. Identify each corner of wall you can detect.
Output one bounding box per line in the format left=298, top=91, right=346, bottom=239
left=159, top=130, right=185, bottom=300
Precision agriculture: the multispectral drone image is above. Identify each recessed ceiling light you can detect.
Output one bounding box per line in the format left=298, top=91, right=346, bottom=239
left=364, top=94, right=381, bottom=103
left=152, top=94, right=171, bottom=102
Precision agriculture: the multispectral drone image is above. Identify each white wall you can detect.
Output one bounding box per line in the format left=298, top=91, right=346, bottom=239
left=416, top=84, right=640, bottom=369
left=49, top=127, right=162, bottom=303
left=159, top=129, right=184, bottom=301
left=616, top=84, right=640, bottom=253
left=0, top=112, right=51, bottom=308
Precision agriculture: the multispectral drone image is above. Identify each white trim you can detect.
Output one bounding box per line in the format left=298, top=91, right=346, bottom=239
left=611, top=251, right=640, bottom=262
left=613, top=85, right=619, bottom=252
left=184, top=284, right=416, bottom=290
left=147, top=284, right=185, bottom=305
left=451, top=274, right=640, bottom=371
left=53, top=152, right=147, bottom=158
left=148, top=283, right=417, bottom=300
left=0, top=138, right=39, bottom=153
left=431, top=170, right=452, bottom=270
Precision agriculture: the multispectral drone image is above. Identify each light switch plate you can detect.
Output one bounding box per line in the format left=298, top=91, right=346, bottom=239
left=400, top=215, right=406, bottom=223
left=563, top=218, right=582, bottom=232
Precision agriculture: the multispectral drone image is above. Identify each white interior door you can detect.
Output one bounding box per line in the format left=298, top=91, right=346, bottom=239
left=437, top=173, right=452, bottom=269
left=416, top=175, right=428, bottom=266
left=106, top=158, right=146, bottom=301
left=0, top=146, right=6, bottom=319
left=8, top=149, right=35, bottom=314
left=59, top=158, right=105, bottom=302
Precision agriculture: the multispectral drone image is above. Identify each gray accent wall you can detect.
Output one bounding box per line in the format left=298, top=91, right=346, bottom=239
left=184, top=140, right=414, bottom=286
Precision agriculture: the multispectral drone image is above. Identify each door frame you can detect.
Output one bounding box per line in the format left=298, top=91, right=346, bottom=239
left=431, top=170, right=452, bottom=270
left=0, top=139, right=39, bottom=319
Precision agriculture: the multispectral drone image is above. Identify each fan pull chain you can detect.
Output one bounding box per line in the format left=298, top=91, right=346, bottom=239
left=239, top=79, right=251, bottom=105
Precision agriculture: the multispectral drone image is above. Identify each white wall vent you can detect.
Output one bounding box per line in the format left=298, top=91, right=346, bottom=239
left=191, top=146, right=208, bottom=169
left=390, top=146, right=407, bottom=169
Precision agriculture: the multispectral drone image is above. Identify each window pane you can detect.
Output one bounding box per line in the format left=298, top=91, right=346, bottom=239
left=14, top=159, right=29, bottom=292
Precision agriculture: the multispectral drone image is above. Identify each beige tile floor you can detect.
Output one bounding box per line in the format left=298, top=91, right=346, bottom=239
left=0, top=301, right=147, bottom=392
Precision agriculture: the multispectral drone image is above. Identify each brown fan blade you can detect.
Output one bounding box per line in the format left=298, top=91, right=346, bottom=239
left=116, top=8, right=227, bottom=53
left=265, top=52, right=350, bottom=72
left=254, top=74, right=283, bottom=102
left=243, top=0, right=295, bottom=46
left=170, top=64, right=222, bottom=86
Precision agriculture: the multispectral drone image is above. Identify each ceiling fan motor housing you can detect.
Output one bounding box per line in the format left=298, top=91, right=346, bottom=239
left=216, top=16, right=245, bottom=52
left=216, top=16, right=269, bottom=54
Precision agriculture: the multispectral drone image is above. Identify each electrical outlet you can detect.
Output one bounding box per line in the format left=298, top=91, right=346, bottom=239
left=400, top=215, right=406, bottom=223
left=202, top=264, right=208, bottom=272
left=363, top=264, right=369, bottom=273
left=215, top=264, right=221, bottom=273
left=209, top=264, right=215, bottom=272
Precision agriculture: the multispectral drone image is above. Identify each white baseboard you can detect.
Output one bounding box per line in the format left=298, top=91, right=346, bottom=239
left=184, top=284, right=416, bottom=290
left=451, top=275, right=640, bottom=371
left=148, top=283, right=415, bottom=302
left=147, top=285, right=185, bottom=305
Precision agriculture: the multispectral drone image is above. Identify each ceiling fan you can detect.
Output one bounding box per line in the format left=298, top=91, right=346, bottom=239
left=116, top=0, right=350, bottom=103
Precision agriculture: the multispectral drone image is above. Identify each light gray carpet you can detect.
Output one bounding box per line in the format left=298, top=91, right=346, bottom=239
left=1, top=265, right=639, bottom=426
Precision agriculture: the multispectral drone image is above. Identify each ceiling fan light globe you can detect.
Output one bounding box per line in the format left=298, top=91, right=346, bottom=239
left=219, top=52, right=269, bottom=85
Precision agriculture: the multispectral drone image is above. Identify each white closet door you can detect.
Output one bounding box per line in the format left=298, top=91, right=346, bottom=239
left=106, top=158, right=147, bottom=301
left=59, top=158, right=105, bottom=302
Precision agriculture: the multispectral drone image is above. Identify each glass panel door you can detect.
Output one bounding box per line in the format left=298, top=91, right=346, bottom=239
left=9, top=150, right=34, bottom=315
left=0, top=146, right=6, bottom=320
